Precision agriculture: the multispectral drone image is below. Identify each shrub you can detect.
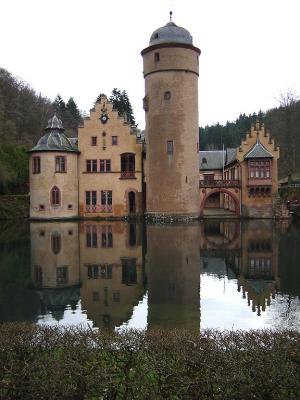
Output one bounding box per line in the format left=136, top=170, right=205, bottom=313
left=0, top=323, right=299, bottom=399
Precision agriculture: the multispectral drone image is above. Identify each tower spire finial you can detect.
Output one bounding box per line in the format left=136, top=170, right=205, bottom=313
left=169, top=10, right=173, bottom=22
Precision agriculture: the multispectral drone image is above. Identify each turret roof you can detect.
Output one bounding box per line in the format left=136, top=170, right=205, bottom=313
left=29, top=115, right=78, bottom=153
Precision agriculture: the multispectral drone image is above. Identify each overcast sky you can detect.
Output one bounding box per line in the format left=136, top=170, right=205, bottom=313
left=1, top=0, right=300, bottom=129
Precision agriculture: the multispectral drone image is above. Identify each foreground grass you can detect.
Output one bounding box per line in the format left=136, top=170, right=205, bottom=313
left=0, top=323, right=299, bottom=400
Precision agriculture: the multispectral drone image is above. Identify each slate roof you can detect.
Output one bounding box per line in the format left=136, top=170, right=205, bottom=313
left=199, top=151, right=225, bottom=170
left=244, top=139, right=273, bottom=159
left=149, top=21, right=193, bottom=46
left=226, top=148, right=237, bottom=165
left=29, top=115, right=79, bottom=153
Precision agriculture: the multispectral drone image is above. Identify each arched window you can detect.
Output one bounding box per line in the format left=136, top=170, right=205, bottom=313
left=120, top=153, right=135, bottom=178
left=51, top=186, right=61, bottom=206
left=51, top=232, right=61, bottom=254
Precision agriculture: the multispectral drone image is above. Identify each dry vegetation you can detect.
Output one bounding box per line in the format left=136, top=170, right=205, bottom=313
left=0, top=323, right=299, bottom=399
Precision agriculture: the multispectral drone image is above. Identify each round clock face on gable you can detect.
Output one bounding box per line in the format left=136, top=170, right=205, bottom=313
left=100, top=114, right=109, bottom=124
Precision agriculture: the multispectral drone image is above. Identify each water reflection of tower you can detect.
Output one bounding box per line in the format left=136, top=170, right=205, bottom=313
left=238, top=220, right=280, bottom=315
left=146, top=224, right=201, bottom=329
left=79, top=222, right=144, bottom=328
left=30, top=222, right=80, bottom=320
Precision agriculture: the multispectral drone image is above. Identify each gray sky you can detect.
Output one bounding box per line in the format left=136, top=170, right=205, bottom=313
left=1, top=0, right=300, bottom=129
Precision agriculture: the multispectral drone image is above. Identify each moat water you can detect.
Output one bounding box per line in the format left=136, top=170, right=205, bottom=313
left=0, top=219, right=299, bottom=331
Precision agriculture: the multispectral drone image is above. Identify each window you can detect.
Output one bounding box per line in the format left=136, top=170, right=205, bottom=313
left=56, top=266, right=68, bottom=285
left=122, top=258, right=137, bottom=285
left=112, top=292, right=120, bottom=302
left=51, top=186, right=61, bottom=206
left=101, top=226, right=113, bottom=248
left=86, top=225, right=97, bottom=247
left=120, top=153, right=135, bottom=178
left=101, top=190, right=112, bottom=212
left=55, top=156, right=66, bottom=173
left=87, top=264, right=99, bottom=279
left=154, top=52, right=160, bottom=62
left=39, top=204, right=45, bottom=211
left=33, top=156, right=41, bottom=174
left=34, top=265, right=43, bottom=286
left=85, top=191, right=97, bottom=212
left=86, top=159, right=97, bottom=172
left=100, top=159, right=111, bottom=172
left=167, top=140, right=174, bottom=155
left=164, top=91, right=171, bottom=100
left=249, top=160, right=271, bottom=179
left=112, top=136, right=118, bottom=145
left=51, top=232, right=61, bottom=254
left=92, top=291, right=100, bottom=302
left=87, top=264, right=112, bottom=279
left=100, top=264, right=112, bottom=279
left=91, top=136, right=97, bottom=146
left=204, top=174, right=214, bottom=181
left=85, top=191, right=97, bottom=206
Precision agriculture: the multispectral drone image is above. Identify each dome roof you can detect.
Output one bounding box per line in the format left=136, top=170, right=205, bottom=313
left=29, top=115, right=78, bottom=153
left=149, top=21, right=193, bottom=46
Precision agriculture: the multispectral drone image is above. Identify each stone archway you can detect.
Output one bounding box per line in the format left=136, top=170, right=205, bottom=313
left=200, top=188, right=240, bottom=217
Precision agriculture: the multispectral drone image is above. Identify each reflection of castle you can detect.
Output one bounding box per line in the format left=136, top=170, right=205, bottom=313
left=146, top=224, right=201, bottom=329
left=30, top=219, right=284, bottom=327
left=79, top=222, right=144, bottom=328
left=200, top=220, right=280, bottom=315
left=30, top=221, right=144, bottom=327
left=30, top=222, right=80, bottom=320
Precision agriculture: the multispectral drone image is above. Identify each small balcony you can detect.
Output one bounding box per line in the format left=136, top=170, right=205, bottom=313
left=199, top=179, right=241, bottom=188
left=120, top=171, right=136, bottom=179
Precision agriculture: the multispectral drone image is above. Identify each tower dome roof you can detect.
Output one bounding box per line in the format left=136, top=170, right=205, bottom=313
left=149, top=21, right=193, bottom=46
left=29, top=115, right=78, bottom=153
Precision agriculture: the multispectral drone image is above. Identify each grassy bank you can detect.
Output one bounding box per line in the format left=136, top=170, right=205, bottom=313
left=0, top=323, right=299, bottom=399
left=0, top=195, right=29, bottom=220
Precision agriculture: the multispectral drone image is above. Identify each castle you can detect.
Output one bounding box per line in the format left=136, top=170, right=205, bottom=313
left=29, top=17, right=280, bottom=220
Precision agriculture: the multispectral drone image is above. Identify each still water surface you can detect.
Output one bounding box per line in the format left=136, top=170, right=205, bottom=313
left=0, top=219, right=299, bottom=331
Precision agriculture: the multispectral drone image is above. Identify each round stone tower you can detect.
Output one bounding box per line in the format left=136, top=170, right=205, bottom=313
left=141, top=16, right=201, bottom=219
left=29, top=115, right=79, bottom=219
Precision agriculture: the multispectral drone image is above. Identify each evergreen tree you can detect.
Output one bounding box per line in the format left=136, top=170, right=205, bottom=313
left=109, top=88, right=136, bottom=126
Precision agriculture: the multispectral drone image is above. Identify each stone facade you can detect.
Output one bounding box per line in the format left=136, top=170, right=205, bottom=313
left=142, top=37, right=201, bottom=218
left=199, top=123, right=281, bottom=218
left=29, top=151, right=79, bottom=219
left=78, top=97, right=142, bottom=219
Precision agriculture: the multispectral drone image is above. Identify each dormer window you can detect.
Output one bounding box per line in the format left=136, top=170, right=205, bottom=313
left=202, top=157, right=207, bottom=164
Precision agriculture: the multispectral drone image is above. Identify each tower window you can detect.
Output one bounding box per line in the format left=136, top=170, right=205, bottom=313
left=167, top=140, right=174, bottom=155
left=164, top=91, right=171, bottom=100
left=51, top=232, right=61, bottom=254
left=91, top=136, right=97, bottom=146
left=32, top=156, right=41, bottom=174
left=154, top=52, right=160, bottom=62
left=51, top=186, right=61, bottom=206
left=112, top=136, right=118, bottom=145
left=55, top=156, right=66, bottom=173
